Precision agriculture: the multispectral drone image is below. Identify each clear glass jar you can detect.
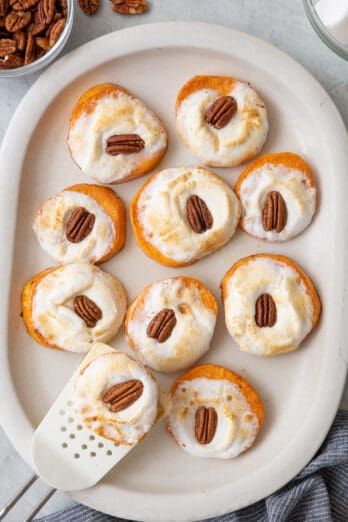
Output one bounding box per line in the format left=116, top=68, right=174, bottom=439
left=303, top=0, right=348, bottom=60
left=304, top=0, right=348, bottom=60
left=0, top=0, right=74, bottom=78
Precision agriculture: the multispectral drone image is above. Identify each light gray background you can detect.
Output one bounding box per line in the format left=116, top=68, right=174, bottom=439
left=0, top=0, right=347, bottom=519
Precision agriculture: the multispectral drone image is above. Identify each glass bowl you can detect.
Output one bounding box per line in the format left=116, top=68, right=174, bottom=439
left=304, top=0, right=348, bottom=60
left=0, top=0, right=74, bottom=78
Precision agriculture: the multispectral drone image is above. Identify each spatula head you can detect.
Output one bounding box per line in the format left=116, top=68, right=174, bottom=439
left=31, top=343, right=169, bottom=491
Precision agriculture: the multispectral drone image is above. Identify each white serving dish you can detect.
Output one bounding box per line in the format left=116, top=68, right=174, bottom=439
left=0, top=22, right=347, bottom=522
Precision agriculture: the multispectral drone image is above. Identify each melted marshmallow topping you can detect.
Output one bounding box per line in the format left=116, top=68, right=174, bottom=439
left=32, top=264, right=127, bottom=353
left=33, top=190, right=115, bottom=264
left=135, top=167, right=240, bottom=264
left=223, top=257, right=314, bottom=356
left=68, top=92, right=167, bottom=183
left=126, top=278, right=217, bottom=373
left=176, top=81, right=268, bottom=167
left=238, top=163, right=316, bottom=241
left=74, top=350, right=159, bottom=444
left=168, top=377, right=259, bottom=459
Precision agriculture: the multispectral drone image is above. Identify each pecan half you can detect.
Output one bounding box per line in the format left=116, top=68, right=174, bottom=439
left=0, top=37, right=16, bottom=56
left=35, top=45, right=44, bottom=58
left=11, top=0, right=39, bottom=10
left=205, top=96, right=237, bottom=130
left=105, top=133, right=145, bottom=156
left=57, top=0, right=67, bottom=16
left=103, top=379, right=144, bottom=413
left=262, top=191, right=287, bottom=233
left=24, top=31, right=35, bottom=63
left=28, top=22, right=46, bottom=35
left=27, top=10, right=47, bottom=36
left=5, top=10, right=31, bottom=31
left=195, top=406, right=218, bottom=445
left=74, top=295, right=102, bottom=328
left=0, top=0, right=9, bottom=16
left=186, top=194, right=213, bottom=233
left=37, top=0, right=54, bottom=25
left=13, top=30, right=26, bottom=50
left=147, top=309, right=177, bottom=343
left=43, top=11, right=56, bottom=37
left=78, top=0, right=99, bottom=15
left=65, top=207, right=95, bottom=243
left=35, top=35, right=47, bottom=48
left=0, top=52, right=21, bottom=67
left=255, top=293, right=277, bottom=327
left=111, top=0, right=147, bottom=15
left=48, top=16, right=64, bottom=47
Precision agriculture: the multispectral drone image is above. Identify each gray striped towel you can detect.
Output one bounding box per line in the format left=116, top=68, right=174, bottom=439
left=38, top=410, right=348, bottom=522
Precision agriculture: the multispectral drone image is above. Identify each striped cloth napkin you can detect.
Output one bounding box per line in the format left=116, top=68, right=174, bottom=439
left=39, top=410, right=348, bottom=522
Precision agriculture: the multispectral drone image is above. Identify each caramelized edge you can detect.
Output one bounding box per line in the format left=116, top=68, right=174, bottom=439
left=21, top=266, right=63, bottom=351
left=176, top=75, right=236, bottom=113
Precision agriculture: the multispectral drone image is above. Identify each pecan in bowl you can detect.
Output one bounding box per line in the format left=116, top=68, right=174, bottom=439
left=0, top=0, right=72, bottom=75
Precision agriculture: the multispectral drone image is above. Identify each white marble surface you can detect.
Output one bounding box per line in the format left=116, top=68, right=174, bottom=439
left=0, top=0, right=347, bottom=519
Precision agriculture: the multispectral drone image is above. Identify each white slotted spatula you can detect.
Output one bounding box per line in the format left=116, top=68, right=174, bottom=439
left=31, top=343, right=170, bottom=491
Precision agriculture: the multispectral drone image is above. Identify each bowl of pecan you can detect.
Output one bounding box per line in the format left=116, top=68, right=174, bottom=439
left=0, top=0, right=73, bottom=77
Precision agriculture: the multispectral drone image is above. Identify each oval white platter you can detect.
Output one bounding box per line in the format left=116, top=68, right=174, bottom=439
left=0, top=22, right=348, bottom=522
